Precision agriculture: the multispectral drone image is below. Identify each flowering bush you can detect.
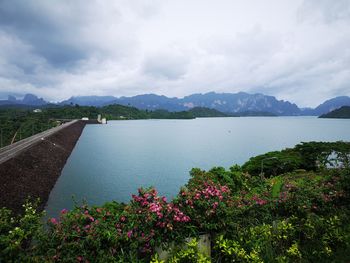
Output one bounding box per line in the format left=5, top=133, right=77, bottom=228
left=32, top=188, right=192, bottom=262
left=35, top=201, right=128, bottom=262
left=118, top=187, right=191, bottom=255
left=176, top=171, right=233, bottom=232
left=0, top=200, right=43, bottom=262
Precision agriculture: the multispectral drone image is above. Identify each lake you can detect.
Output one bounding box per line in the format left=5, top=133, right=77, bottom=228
left=45, top=117, right=350, bottom=216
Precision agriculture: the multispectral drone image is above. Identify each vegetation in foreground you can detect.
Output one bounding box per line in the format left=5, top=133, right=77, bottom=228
left=1, top=141, right=350, bottom=262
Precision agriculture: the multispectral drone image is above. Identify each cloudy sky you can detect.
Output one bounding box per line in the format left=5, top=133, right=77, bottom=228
left=0, top=0, right=349, bottom=107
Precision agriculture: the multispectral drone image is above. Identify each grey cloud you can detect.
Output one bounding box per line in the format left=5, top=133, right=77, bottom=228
left=142, top=52, right=189, bottom=80
left=0, top=0, right=90, bottom=67
left=0, top=0, right=139, bottom=68
left=298, top=0, right=350, bottom=24
left=0, top=0, right=349, bottom=106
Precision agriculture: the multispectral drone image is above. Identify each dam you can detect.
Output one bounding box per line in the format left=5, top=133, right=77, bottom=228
left=0, top=120, right=86, bottom=214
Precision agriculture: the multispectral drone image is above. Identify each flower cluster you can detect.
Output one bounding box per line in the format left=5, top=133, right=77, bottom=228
left=120, top=187, right=191, bottom=253
left=251, top=195, right=268, bottom=206
left=176, top=180, right=233, bottom=231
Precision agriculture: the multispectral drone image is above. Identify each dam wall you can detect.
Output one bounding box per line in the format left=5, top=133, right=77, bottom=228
left=0, top=120, right=86, bottom=214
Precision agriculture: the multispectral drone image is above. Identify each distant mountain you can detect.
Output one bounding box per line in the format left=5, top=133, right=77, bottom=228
left=2, top=92, right=350, bottom=116
left=61, top=96, right=116, bottom=107
left=22, top=94, right=47, bottom=106
left=108, top=94, right=184, bottom=111
left=181, top=92, right=300, bottom=116
left=0, top=94, right=47, bottom=106
left=8, top=95, right=17, bottom=102
left=299, top=107, right=315, bottom=116
left=319, top=106, right=350, bottom=119
left=103, top=92, right=301, bottom=116
left=313, top=96, right=350, bottom=116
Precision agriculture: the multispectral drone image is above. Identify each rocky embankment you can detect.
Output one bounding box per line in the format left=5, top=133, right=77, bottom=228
left=0, top=121, right=86, bottom=214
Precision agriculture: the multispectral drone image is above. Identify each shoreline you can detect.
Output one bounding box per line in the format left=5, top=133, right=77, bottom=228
left=0, top=121, right=86, bottom=215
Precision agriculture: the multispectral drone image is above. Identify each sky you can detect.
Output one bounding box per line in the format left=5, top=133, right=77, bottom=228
left=0, top=0, right=349, bottom=107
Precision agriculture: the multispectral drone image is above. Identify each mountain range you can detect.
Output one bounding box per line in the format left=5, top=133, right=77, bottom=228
left=1, top=92, right=350, bottom=116
left=0, top=94, right=47, bottom=106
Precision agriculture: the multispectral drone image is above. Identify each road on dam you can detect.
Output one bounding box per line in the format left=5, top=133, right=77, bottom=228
left=0, top=120, right=78, bottom=165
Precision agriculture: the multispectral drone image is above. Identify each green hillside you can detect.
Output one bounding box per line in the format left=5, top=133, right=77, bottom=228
left=188, top=107, right=232, bottom=117
left=319, top=106, right=350, bottom=119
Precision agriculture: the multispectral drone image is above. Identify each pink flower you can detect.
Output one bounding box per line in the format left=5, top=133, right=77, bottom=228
left=182, top=215, right=190, bottom=222
left=151, top=189, right=158, bottom=196
left=60, top=208, right=68, bottom=214
left=120, top=216, right=126, bottom=222
left=149, top=202, right=161, bottom=212
left=50, top=218, right=58, bottom=225
left=127, top=230, right=133, bottom=238
left=256, top=199, right=267, bottom=205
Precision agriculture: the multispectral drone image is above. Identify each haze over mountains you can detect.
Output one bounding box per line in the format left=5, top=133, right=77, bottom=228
left=1, top=92, right=350, bottom=116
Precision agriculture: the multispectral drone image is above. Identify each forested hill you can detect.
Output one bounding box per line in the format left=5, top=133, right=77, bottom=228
left=188, top=107, right=233, bottom=117
left=0, top=105, right=229, bottom=148
left=319, top=106, right=350, bottom=119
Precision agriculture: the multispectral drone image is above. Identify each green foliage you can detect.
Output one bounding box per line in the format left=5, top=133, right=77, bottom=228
left=0, top=108, right=59, bottom=147
left=294, top=141, right=350, bottom=170
left=102, top=104, right=149, bottom=119
left=168, top=238, right=211, bottom=263
left=215, top=214, right=350, bottom=262
left=242, top=141, right=350, bottom=177
left=271, top=177, right=283, bottom=199
left=151, top=238, right=210, bottom=263
left=0, top=200, right=44, bottom=262
left=187, top=107, right=229, bottom=117
left=34, top=201, right=132, bottom=262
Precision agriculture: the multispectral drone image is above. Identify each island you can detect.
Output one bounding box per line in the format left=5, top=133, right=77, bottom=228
left=319, top=106, right=350, bottom=119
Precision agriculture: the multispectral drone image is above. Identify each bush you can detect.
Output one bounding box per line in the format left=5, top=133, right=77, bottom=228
left=214, top=214, right=350, bottom=263
left=0, top=200, right=43, bottom=262
left=242, top=141, right=350, bottom=177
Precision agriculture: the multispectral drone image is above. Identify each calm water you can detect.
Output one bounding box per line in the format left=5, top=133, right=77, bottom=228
left=46, top=117, right=350, bottom=216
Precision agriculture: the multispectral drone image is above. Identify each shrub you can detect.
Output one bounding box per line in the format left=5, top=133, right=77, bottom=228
left=0, top=200, right=43, bottom=262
